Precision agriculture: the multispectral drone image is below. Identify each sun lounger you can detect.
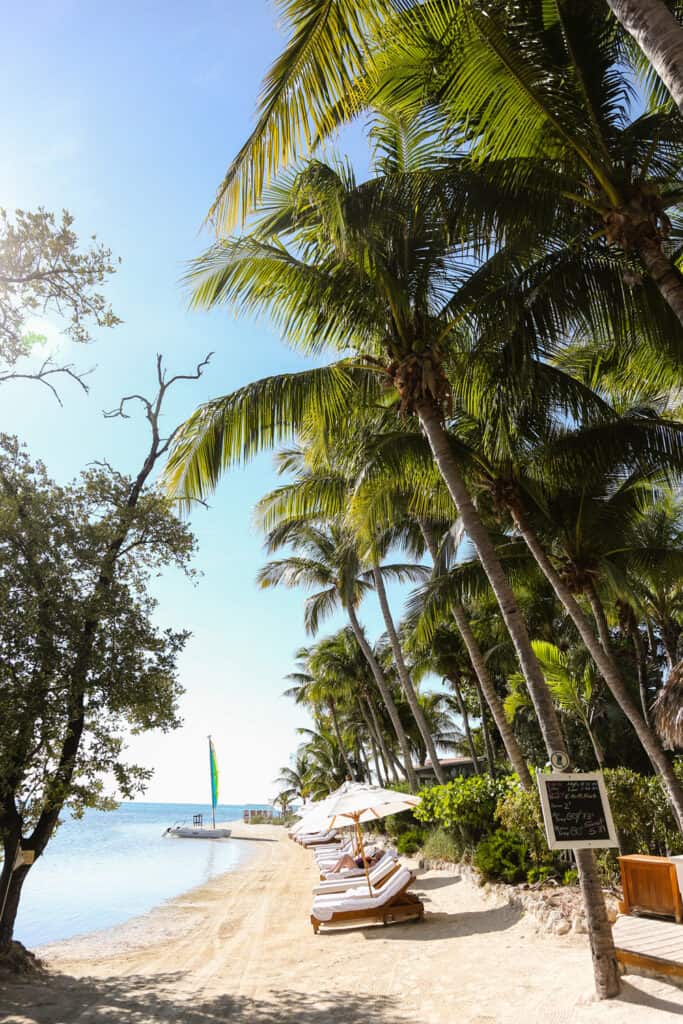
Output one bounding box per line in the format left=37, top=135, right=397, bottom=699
left=315, top=840, right=356, bottom=864
left=318, top=844, right=387, bottom=876
left=310, top=867, right=424, bottom=933
left=313, top=852, right=399, bottom=894
left=299, top=829, right=339, bottom=847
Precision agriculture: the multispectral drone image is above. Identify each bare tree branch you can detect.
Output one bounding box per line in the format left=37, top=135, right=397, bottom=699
left=0, top=358, right=94, bottom=406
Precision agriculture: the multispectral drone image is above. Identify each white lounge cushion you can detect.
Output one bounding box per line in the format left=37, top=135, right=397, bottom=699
left=311, top=867, right=414, bottom=922
left=313, top=853, right=398, bottom=894
left=299, top=829, right=338, bottom=846
left=319, top=844, right=393, bottom=876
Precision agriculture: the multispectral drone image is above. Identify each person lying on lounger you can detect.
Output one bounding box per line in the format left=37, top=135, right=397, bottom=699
left=328, top=848, right=383, bottom=873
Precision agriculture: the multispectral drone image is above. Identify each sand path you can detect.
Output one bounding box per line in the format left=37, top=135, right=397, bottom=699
left=2, top=824, right=683, bottom=1023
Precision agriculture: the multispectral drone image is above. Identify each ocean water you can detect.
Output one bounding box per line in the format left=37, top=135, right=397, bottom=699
left=13, top=801, right=269, bottom=948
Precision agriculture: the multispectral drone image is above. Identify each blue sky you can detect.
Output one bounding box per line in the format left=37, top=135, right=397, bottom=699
left=1, top=1, right=424, bottom=804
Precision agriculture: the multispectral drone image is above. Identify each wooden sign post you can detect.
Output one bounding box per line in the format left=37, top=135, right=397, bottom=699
left=537, top=771, right=619, bottom=850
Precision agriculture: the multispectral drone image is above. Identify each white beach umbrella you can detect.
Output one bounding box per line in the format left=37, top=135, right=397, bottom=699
left=314, top=783, right=422, bottom=893
left=290, top=781, right=355, bottom=836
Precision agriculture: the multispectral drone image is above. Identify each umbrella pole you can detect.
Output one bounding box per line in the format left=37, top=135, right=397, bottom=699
left=354, top=815, right=373, bottom=896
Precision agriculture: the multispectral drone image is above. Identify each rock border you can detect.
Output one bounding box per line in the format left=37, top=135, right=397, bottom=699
left=418, top=857, right=618, bottom=936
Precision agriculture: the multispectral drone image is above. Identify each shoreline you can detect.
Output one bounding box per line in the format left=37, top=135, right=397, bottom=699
left=3, top=825, right=683, bottom=1023
left=33, top=822, right=270, bottom=963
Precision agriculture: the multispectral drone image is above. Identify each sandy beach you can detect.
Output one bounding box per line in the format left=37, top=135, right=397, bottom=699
left=2, top=823, right=683, bottom=1023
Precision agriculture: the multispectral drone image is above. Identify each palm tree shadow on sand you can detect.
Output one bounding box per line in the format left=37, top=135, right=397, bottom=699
left=0, top=974, right=404, bottom=1024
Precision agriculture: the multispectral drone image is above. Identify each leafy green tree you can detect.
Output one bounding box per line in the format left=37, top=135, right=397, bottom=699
left=0, top=357, right=207, bottom=961
left=0, top=208, right=119, bottom=399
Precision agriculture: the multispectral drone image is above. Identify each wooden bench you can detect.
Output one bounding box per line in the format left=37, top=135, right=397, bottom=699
left=619, top=854, right=683, bottom=923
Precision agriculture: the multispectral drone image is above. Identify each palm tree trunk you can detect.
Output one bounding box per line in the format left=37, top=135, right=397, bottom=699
left=372, top=565, right=446, bottom=784
left=627, top=615, right=652, bottom=727
left=451, top=603, right=532, bottom=787
left=357, top=699, right=385, bottom=785
left=416, top=399, right=619, bottom=998
left=636, top=237, right=683, bottom=329
left=606, top=0, right=683, bottom=117
left=447, top=674, right=481, bottom=774
left=328, top=698, right=354, bottom=778
left=416, top=515, right=532, bottom=786
left=573, top=848, right=621, bottom=999
left=511, top=504, right=683, bottom=831
left=347, top=604, right=418, bottom=790
left=366, top=693, right=398, bottom=784
left=661, top=620, right=680, bottom=670
left=474, top=679, right=497, bottom=779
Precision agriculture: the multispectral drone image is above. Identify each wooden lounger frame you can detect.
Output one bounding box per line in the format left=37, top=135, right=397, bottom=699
left=311, top=875, right=424, bottom=933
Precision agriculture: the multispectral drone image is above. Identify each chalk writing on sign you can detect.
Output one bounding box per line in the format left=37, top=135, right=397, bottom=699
left=537, top=772, right=619, bottom=851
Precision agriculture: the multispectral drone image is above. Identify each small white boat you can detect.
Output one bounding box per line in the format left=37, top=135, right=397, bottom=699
left=164, top=735, right=231, bottom=840
left=165, top=824, right=231, bottom=839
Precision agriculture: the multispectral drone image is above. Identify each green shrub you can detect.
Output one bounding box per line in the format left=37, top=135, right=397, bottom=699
left=495, top=771, right=549, bottom=865
left=421, top=828, right=463, bottom=863
left=474, top=829, right=530, bottom=884
left=415, top=774, right=511, bottom=846
left=396, top=827, right=425, bottom=855
left=526, top=864, right=558, bottom=885
left=562, top=868, right=579, bottom=886
left=383, top=810, right=422, bottom=838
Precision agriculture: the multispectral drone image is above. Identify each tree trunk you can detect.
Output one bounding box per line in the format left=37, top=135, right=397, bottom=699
left=451, top=603, right=532, bottom=786
left=328, top=698, right=354, bottom=778
left=358, top=698, right=385, bottom=785
left=416, top=399, right=619, bottom=998
left=661, top=619, right=681, bottom=671
left=511, top=504, right=683, bottom=831
left=475, top=679, right=497, bottom=779
left=348, top=606, right=417, bottom=789
left=372, top=565, right=446, bottom=784
left=586, top=720, right=606, bottom=769
left=0, top=865, right=29, bottom=954
left=637, top=236, right=683, bottom=330
left=448, top=674, right=481, bottom=774
left=416, top=400, right=566, bottom=757
left=628, top=618, right=652, bottom=727
left=366, top=693, right=399, bottom=784
left=606, top=0, right=683, bottom=117
left=415, top=512, right=531, bottom=786
left=574, top=848, right=621, bottom=999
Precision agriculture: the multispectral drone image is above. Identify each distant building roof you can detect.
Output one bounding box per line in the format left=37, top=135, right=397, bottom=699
left=420, top=756, right=475, bottom=768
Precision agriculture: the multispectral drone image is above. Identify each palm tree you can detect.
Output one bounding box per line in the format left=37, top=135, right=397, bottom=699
left=377, top=0, right=683, bottom=331
left=275, top=750, right=313, bottom=803
left=258, top=438, right=448, bottom=783
left=168, top=136, right=568, bottom=768
left=257, top=518, right=420, bottom=789
left=507, top=641, right=606, bottom=768
left=167, top=114, right=621, bottom=999
left=285, top=643, right=356, bottom=778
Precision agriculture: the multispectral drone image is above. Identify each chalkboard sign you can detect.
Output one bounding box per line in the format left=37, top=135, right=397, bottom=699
left=537, top=772, right=619, bottom=851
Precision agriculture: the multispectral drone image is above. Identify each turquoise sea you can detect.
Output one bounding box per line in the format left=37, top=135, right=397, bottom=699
left=13, top=802, right=270, bottom=948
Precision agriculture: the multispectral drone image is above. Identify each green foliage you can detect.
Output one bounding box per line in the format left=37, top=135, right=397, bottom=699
left=474, top=829, right=530, bottom=884
left=0, top=208, right=119, bottom=391
left=396, top=827, right=425, bottom=855
left=421, top=828, right=463, bottom=864
left=415, top=775, right=510, bottom=845
left=526, top=865, right=559, bottom=885
left=495, top=772, right=549, bottom=866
